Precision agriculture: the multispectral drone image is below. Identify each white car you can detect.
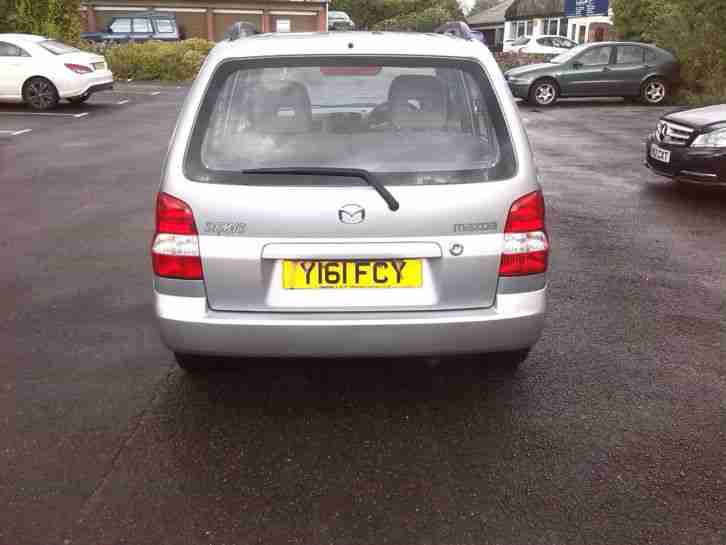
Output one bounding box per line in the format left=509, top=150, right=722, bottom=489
left=506, top=35, right=577, bottom=55
left=0, top=34, right=113, bottom=110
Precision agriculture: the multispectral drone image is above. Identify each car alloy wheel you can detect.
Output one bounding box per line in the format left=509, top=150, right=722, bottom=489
left=643, top=79, right=666, bottom=104
left=24, top=78, right=59, bottom=110
left=532, top=81, right=557, bottom=106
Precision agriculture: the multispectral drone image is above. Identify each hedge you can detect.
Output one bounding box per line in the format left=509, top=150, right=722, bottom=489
left=85, top=39, right=214, bottom=81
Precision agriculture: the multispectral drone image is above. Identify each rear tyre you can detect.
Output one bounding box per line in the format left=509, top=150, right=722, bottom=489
left=641, top=77, right=668, bottom=105
left=174, top=353, right=210, bottom=373
left=529, top=79, right=559, bottom=107
left=22, top=77, right=59, bottom=110
left=68, top=93, right=90, bottom=104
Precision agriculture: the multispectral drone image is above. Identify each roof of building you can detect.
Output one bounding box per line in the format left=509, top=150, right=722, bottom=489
left=467, top=0, right=516, bottom=27
left=505, top=0, right=565, bottom=20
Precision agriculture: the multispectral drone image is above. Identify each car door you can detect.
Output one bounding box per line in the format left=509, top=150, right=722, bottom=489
left=558, top=45, right=614, bottom=97
left=607, top=45, right=648, bottom=95
left=131, top=17, right=154, bottom=42
left=0, top=41, right=31, bottom=98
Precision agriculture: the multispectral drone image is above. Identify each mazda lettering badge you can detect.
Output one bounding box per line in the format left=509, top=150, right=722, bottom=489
left=338, top=204, right=365, bottom=224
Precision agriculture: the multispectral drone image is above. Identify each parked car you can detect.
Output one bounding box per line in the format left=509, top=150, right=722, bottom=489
left=224, top=21, right=259, bottom=41
left=503, top=37, right=529, bottom=53
left=0, top=33, right=113, bottom=110
left=516, top=35, right=577, bottom=55
left=81, top=11, right=182, bottom=43
left=153, top=32, right=548, bottom=371
left=646, top=104, right=726, bottom=186
left=434, top=21, right=486, bottom=44
left=504, top=41, right=679, bottom=106
left=327, top=11, right=355, bottom=31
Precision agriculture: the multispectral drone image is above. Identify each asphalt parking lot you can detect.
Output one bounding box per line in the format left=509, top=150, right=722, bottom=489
left=2, top=89, right=725, bottom=545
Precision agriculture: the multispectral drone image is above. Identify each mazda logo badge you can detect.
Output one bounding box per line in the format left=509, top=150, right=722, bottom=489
left=338, top=204, right=365, bottom=224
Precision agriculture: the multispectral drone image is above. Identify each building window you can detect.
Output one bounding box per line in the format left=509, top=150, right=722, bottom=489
left=495, top=27, right=504, bottom=45
left=559, top=18, right=568, bottom=36
left=542, top=18, right=560, bottom=35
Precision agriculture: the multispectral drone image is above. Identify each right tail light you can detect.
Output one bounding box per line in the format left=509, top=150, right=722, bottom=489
left=499, top=190, right=549, bottom=276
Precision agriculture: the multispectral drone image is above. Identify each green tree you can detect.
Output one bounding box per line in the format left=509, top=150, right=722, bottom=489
left=330, top=0, right=462, bottom=31
left=7, top=0, right=81, bottom=43
left=612, top=0, right=726, bottom=101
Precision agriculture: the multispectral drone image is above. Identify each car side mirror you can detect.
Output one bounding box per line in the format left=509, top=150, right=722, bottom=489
left=572, top=61, right=583, bottom=70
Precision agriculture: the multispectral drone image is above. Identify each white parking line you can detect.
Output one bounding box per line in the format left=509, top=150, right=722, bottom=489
left=0, top=111, right=89, bottom=118
left=103, top=90, right=161, bottom=96
left=0, top=129, right=32, bottom=136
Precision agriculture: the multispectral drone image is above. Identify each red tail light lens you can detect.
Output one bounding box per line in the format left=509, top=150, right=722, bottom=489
left=65, top=63, right=93, bottom=74
left=504, top=190, right=545, bottom=232
left=156, top=192, right=198, bottom=235
left=499, top=191, right=549, bottom=277
left=152, top=193, right=203, bottom=280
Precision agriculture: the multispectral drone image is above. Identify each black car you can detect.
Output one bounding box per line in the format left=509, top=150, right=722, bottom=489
left=81, top=11, right=182, bottom=43
left=646, top=105, right=726, bottom=186
left=505, top=42, right=679, bottom=106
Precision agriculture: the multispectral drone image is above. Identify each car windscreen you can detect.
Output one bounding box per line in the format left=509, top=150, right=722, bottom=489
left=550, top=43, right=589, bottom=63
left=185, top=57, right=516, bottom=186
left=39, top=40, right=80, bottom=55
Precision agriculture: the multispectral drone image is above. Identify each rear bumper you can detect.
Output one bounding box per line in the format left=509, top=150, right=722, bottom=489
left=60, top=72, right=114, bottom=99
left=155, top=288, right=547, bottom=358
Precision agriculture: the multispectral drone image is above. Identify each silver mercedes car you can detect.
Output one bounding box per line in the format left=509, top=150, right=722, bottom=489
left=153, top=32, right=548, bottom=371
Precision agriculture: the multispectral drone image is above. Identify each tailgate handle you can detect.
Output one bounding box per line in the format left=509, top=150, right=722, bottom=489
left=262, top=242, right=442, bottom=260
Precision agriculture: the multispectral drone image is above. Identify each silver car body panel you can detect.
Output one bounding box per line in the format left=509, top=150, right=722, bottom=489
left=155, top=32, right=545, bottom=357
left=156, top=288, right=546, bottom=358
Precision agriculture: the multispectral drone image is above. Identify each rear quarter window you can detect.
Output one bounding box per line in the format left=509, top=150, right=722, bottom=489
left=185, top=57, right=517, bottom=186
left=645, top=48, right=659, bottom=64
left=156, top=19, right=175, bottom=33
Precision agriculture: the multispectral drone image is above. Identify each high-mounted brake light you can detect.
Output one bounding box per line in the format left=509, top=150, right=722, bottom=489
left=65, top=63, right=93, bottom=74
left=152, top=193, right=203, bottom=280
left=499, top=191, right=549, bottom=277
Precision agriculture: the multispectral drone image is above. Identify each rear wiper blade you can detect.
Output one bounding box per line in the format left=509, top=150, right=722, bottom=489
left=241, top=167, right=400, bottom=211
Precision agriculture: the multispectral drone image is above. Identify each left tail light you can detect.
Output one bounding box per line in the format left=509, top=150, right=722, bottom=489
left=65, top=63, right=93, bottom=74
left=152, top=193, right=203, bottom=280
left=499, top=190, right=549, bottom=276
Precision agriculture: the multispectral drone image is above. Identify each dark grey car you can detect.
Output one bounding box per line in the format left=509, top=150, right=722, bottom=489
left=81, top=11, right=182, bottom=43
left=505, top=41, right=679, bottom=106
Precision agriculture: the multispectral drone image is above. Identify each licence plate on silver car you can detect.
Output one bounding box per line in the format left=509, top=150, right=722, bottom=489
left=650, top=144, right=671, bottom=163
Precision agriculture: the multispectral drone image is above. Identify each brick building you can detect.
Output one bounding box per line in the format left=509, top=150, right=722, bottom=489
left=80, top=0, right=328, bottom=42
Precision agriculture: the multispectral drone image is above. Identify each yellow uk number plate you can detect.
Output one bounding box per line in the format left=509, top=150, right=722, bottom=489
left=282, top=259, right=422, bottom=289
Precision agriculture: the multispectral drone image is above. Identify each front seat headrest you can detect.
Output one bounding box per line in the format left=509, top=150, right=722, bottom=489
left=250, top=81, right=312, bottom=134
left=388, top=75, right=447, bottom=130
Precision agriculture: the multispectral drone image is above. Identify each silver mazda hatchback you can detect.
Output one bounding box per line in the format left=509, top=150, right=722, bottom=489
left=153, top=32, right=548, bottom=371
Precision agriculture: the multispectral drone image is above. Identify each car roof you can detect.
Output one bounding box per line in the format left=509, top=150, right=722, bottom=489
left=580, top=41, right=658, bottom=47
left=0, top=33, right=47, bottom=44
left=108, top=10, right=175, bottom=17
left=213, top=31, right=489, bottom=60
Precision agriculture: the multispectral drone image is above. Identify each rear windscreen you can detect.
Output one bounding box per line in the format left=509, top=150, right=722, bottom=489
left=185, top=57, right=516, bottom=185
